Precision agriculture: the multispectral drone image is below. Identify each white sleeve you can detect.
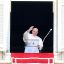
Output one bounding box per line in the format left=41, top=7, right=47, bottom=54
left=23, top=31, right=30, bottom=43
left=39, top=38, right=43, bottom=50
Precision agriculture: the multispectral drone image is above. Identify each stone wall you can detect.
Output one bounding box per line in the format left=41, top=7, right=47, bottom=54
left=0, top=0, right=3, bottom=60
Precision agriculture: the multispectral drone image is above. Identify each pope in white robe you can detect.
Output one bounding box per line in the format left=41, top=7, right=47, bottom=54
left=23, top=26, right=43, bottom=53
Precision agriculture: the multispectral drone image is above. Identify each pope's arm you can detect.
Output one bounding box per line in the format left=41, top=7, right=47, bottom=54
left=23, top=26, right=34, bottom=43
left=38, top=38, right=43, bottom=50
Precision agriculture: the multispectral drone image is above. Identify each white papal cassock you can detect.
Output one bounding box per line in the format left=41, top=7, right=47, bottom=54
left=23, top=31, right=43, bottom=53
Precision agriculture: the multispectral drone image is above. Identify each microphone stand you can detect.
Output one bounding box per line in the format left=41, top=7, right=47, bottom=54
left=42, top=29, right=52, bottom=43
left=39, top=29, right=52, bottom=52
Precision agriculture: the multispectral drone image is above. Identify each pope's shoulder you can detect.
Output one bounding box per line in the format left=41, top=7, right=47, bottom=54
left=37, top=36, right=42, bottom=40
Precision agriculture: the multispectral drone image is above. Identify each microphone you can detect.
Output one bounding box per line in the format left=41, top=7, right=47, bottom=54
left=42, top=29, right=52, bottom=42
left=50, top=29, right=52, bottom=31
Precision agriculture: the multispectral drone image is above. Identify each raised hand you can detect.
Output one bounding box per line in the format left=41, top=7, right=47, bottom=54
left=29, top=26, right=34, bottom=31
left=27, top=26, right=34, bottom=32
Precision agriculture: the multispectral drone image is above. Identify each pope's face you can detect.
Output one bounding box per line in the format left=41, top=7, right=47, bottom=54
left=32, top=28, right=38, bottom=36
